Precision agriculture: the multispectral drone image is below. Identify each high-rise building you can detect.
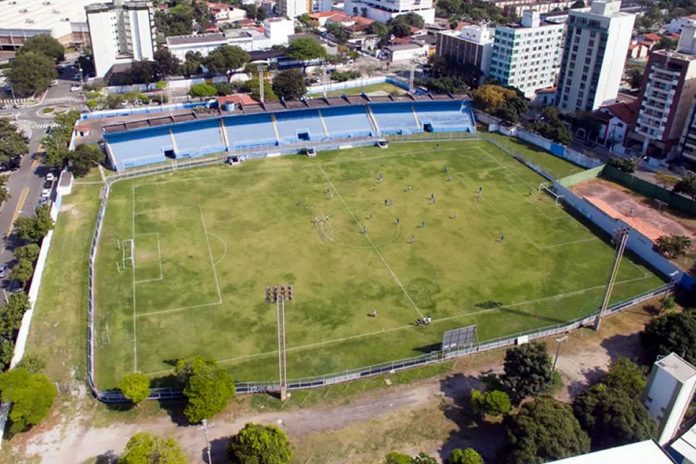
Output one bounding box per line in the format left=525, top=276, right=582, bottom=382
left=555, top=0, right=634, bottom=113
left=344, top=0, right=435, bottom=24
left=489, top=11, right=565, bottom=98
left=633, top=22, right=696, bottom=157
left=436, top=24, right=495, bottom=83
left=279, top=0, right=310, bottom=18
left=643, top=353, right=696, bottom=446
left=86, top=0, right=156, bottom=78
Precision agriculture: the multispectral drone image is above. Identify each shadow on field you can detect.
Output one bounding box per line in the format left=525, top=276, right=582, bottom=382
left=157, top=399, right=189, bottom=426
left=437, top=373, right=506, bottom=462
left=204, top=437, right=231, bottom=464
left=599, top=332, right=643, bottom=364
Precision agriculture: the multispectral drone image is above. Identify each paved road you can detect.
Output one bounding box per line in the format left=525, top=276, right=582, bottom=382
left=0, top=63, right=84, bottom=278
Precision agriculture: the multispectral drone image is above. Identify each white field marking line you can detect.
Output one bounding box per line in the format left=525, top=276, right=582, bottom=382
left=134, top=232, right=164, bottom=283
left=319, top=165, right=424, bottom=319
left=207, top=232, right=228, bottom=266
left=138, top=274, right=657, bottom=374
left=131, top=186, right=138, bottom=372
left=199, top=206, right=223, bottom=304
left=126, top=143, right=493, bottom=194
left=136, top=300, right=223, bottom=318
left=476, top=193, right=600, bottom=251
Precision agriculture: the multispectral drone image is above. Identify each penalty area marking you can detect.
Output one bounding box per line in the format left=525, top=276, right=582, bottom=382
left=133, top=232, right=164, bottom=283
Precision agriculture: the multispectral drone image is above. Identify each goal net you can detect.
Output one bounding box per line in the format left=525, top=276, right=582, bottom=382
left=538, top=183, right=564, bottom=206
left=122, top=239, right=135, bottom=269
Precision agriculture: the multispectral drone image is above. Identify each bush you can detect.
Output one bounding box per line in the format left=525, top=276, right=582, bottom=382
left=189, top=83, right=217, bottom=98
left=607, top=156, right=636, bottom=173
left=118, top=432, right=187, bottom=464
left=448, top=448, right=484, bottom=464
left=119, top=373, right=150, bottom=405
left=175, top=356, right=235, bottom=423
left=332, top=70, right=361, bottom=82
left=470, top=389, right=511, bottom=417
left=228, top=423, right=292, bottom=464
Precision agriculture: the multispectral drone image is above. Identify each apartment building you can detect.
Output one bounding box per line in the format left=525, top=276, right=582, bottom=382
left=555, top=0, right=635, bottom=113
left=86, top=0, right=156, bottom=77
left=489, top=11, right=565, bottom=98
left=436, top=24, right=495, bottom=81
left=343, top=0, right=435, bottom=24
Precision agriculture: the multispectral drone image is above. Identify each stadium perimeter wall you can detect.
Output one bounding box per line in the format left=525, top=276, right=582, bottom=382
left=82, top=136, right=676, bottom=403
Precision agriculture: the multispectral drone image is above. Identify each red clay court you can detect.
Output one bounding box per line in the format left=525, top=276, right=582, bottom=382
left=572, top=179, right=696, bottom=242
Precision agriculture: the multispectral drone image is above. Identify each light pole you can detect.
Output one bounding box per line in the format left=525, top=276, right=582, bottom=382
left=552, top=334, right=568, bottom=371
left=266, top=284, right=293, bottom=401
left=199, top=418, right=214, bottom=464
left=594, top=227, right=630, bottom=331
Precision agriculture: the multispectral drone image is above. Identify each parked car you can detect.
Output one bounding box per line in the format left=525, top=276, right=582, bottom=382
left=70, top=84, right=81, bottom=92
left=0, top=265, right=8, bottom=279
left=45, top=173, right=55, bottom=182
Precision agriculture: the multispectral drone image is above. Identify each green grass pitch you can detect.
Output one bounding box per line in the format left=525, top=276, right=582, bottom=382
left=93, top=140, right=664, bottom=389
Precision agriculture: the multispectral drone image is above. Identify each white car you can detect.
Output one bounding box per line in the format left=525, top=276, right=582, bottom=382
left=70, top=85, right=81, bottom=92
left=45, top=173, right=55, bottom=182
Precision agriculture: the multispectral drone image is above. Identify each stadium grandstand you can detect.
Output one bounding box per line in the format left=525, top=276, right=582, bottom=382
left=99, top=94, right=476, bottom=171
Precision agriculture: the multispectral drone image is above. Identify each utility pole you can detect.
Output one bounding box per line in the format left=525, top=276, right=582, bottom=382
left=266, top=284, right=293, bottom=400
left=199, top=419, right=213, bottom=464
left=594, top=227, right=630, bottom=331
left=258, top=66, right=264, bottom=104
left=552, top=334, right=568, bottom=371
left=408, top=61, right=416, bottom=94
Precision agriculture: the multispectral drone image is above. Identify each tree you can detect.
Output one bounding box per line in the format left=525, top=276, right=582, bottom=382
left=448, top=448, right=484, bottom=464
left=130, top=61, right=159, bottom=85
left=175, top=356, right=235, bottom=423
left=13, top=205, right=53, bottom=244
left=385, top=452, right=414, bottom=464
left=641, top=309, right=696, bottom=365
left=11, top=259, right=33, bottom=285
left=189, top=83, right=217, bottom=98
left=0, top=292, right=30, bottom=338
left=495, top=95, right=528, bottom=125
left=287, top=37, right=326, bottom=62
left=504, top=397, right=590, bottom=464
left=6, top=52, right=57, bottom=97
left=472, top=84, right=517, bottom=114
left=179, top=51, right=204, bottom=78
left=204, top=44, right=250, bottom=74
left=119, top=373, right=150, bottom=406
left=0, top=368, right=56, bottom=433
left=573, top=359, right=657, bottom=450
left=570, top=0, right=585, bottom=7
left=118, top=432, right=187, bottom=464
left=18, top=34, right=64, bottom=63
left=155, top=2, right=194, bottom=37
left=228, top=423, right=292, bottom=464
left=606, top=156, right=637, bottom=173
left=655, top=235, right=692, bottom=258
left=272, top=69, right=306, bottom=100
left=154, top=49, right=180, bottom=78
left=502, top=342, right=553, bottom=403
left=368, top=22, right=390, bottom=40
left=14, top=244, right=40, bottom=263
left=244, top=76, right=278, bottom=102
left=626, top=68, right=644, bottom=90
left=0, top=118, right=28, bottom=168
left=674, top=173, right=696, bottom=201
left=69, top=144, right=104, bottom=177
left=469, top=389, right=511, bottom=417
left=327, top=22, right=349, bottom=44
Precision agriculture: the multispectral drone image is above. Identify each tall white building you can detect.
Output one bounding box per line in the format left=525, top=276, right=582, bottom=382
left=643, top=353, right=696, bottom=445
left=344, top=0, right=435, bottom=24
left=436, top=24, right=495, bottom=82
left=280, top=0, right=310, bottom=18
left=489, top=11, right=565, bottom=98
left=555, top=0, right=635, bottom=113
left=86, top=0, right=156, bottom=77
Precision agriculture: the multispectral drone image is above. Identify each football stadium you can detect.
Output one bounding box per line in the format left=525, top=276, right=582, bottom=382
left=83, top=95, right=673, bottom=393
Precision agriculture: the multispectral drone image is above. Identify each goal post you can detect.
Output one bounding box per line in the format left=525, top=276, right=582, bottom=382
left=122, top=239, right=135, bottom=269
left=540, top=185, right=564, bottom=206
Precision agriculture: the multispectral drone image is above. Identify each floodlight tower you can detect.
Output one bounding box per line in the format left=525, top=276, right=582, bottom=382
left=266, top=284, right=294, bottom=400
left=258, top=66, right=265, bottom=104
left=594, top=227, right=630, bottom=331
left=408, top=61, right=416, bottom=94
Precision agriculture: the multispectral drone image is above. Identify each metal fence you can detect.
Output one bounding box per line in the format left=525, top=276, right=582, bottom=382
left=84, top=136, right=676, bottom=402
